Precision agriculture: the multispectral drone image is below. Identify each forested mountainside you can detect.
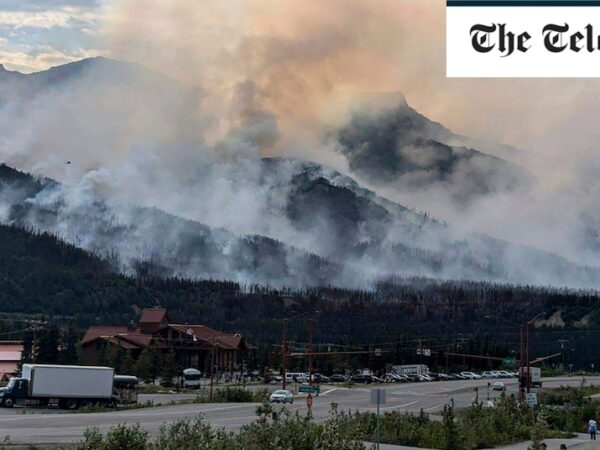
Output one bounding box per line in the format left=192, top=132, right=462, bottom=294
left=2, top=161, right=600, bottom=289
left=2, top=57, right=598, bottom=289
left=0, top=223, right=598, bottom=368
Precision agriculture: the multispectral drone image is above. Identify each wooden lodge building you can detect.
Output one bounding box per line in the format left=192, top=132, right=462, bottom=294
left=81, top=308, right=253, bottom=374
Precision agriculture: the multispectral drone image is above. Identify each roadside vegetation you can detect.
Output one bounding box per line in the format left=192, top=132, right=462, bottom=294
left=75, top=404, right=366, bottom=450
left=68, top=387, right=600, bottom=450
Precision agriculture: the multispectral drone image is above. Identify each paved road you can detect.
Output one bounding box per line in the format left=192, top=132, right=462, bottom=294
left=0, top=376, right=597, bottom=446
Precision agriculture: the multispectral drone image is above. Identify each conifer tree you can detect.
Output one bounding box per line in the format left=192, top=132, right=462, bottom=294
left=35, top=323, right=60, bottom=364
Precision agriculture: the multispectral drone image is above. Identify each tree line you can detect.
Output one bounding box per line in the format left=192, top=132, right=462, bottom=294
left=1, top=223, right=599, bottom=370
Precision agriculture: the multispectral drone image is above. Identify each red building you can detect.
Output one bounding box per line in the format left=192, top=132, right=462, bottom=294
left=81, top=308, right=253, bottom=375
left=0, top=341, right=22, bottom=381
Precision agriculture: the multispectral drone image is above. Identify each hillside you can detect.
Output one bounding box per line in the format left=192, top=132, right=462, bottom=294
left=0, top=58, right=599, bottom=289
left=2, top=160, right=600, bottom=289
left=0, top=223, right=598, bottom=370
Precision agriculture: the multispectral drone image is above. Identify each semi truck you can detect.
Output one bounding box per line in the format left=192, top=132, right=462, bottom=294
left=0, top=364, right=115, bottom=409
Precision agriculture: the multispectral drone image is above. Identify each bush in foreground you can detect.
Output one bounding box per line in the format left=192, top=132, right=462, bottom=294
left=76, top=403, right=367, bottom=450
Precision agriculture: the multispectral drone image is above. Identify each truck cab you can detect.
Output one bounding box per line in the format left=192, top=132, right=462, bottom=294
left=0, top=377, right=31, bottom=407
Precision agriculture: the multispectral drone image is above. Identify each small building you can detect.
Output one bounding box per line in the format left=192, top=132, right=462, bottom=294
left=81, top=308, right=253, bottom=375
left=0, top=341, right=23, bottom=381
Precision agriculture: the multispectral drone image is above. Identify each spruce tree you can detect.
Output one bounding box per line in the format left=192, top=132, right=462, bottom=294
left=146, top=341, right=162, bottom=380
left=121, top=350, right=135, bottom=375
left=35, top=324, right=60, bottom=364
left=18, top=328, right=34, bottom=370
left=60, top=323, right=79, bottom=365
left=160, top=350, right=179, bottom=386
left=134, top=347, right=154, bottom=382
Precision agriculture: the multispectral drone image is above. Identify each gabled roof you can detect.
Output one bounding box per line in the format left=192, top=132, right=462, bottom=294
left=82, top=326, right=132, bottom=344
left=101, top=336, right=141, bottom=350
left=169, top=324, right=245, bottom=350
left=82, top=311, right=251, bottom=352
left=139, top=308, right=169, bottom=324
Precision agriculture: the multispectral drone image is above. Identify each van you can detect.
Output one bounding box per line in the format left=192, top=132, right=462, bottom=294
left=284, top=372, right=308, bottom=383
left=182, top=368, right=202, bottom=388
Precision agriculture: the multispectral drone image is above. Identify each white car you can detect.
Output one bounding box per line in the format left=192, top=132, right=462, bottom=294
left=496, top=370, right=513, bottom=378
left=481, top=371, right=498, bottom=379
left=269, top=390, right=294, bottom=404
left=460, top=371, right=482, bottom=379
left=492, top=381, right=506, bottom=391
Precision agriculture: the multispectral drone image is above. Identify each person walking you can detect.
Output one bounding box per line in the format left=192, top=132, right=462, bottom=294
left=588, top=418, right=597, bottom=440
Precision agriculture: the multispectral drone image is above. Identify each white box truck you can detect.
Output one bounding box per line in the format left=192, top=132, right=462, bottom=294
left=0, top=364, right=115, bottom=409
left=392, top=364, right=429, bottom=376
left=519, top=366, right=542, bottom=388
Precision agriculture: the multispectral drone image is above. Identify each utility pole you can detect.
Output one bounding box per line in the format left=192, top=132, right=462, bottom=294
left=526, top=322, right=531, bottom=394
left=209, top=343, right=216, bottom=401
left=281, top=319, right=288, bottom=390
left=308, top=318, right=314, bottom=386
left=519, top=324, right=525, bottom=402
left=558, top=339, right=568, bottom=369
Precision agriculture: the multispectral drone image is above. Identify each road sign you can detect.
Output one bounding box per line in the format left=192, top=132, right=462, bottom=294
left=416, top=348, right=431, bottom=356
left=375, top=348, right=382, bottom=357
left=299, top=385, right=320, bottom=395
left=502, top=357, right=517, bottom=367
left=371, top=389, right=386, bottom=450
left=306, top=393, right=313, bottom=409
left=526, top=393, right=538, bottom=406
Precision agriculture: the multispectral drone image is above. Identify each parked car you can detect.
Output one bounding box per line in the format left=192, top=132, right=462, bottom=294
left=460, top=371, right=482, bottom=379
left=268, top=375, right=283, bottom=385
left=311, top=373, right=330, bottom=383
left=403, top=374, right=420, bottom=382
left=329, top=374, right=348, bottom=383
left=269, top=390, right=294, bottom=404
left=449, top=373, right=466, bottom=380
left=437, top=373, right=452, bottom=381
left=481, top=371, right=498, bottom=379
left=494, top=370, right=511, bottom=378
left=418, top=374, right=434, bottom=382
left=351, top=374, right=373, bottom=384
left=492, top=381, right=506, bottom=391
left=387, top=373, right=406, bottom=383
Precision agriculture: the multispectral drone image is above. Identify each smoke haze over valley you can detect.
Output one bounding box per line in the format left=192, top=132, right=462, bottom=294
left=1, top=1, right=600, bottom=291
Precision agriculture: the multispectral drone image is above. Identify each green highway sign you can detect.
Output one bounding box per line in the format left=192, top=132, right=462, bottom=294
left=502, top=357, right=517, bottom=367
left=299, top=386, right=320, bottom=395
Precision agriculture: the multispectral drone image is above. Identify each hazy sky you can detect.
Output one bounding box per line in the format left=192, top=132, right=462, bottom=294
left=2, top=0, right=600, bottom=165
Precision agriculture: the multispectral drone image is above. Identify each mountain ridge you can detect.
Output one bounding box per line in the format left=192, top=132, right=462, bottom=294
left=0, top=58, right=597, bottom=289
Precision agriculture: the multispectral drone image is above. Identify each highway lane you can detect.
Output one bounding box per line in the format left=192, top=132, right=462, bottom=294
left=0, top=376, right=597, bottom=446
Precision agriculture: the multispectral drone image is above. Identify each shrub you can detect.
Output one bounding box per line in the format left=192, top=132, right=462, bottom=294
left=78, top=424, right=149, bottom=450
left=213, top=387, right=268, bottom=403
left=78, top=406, right=366, bottom=450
